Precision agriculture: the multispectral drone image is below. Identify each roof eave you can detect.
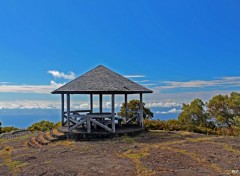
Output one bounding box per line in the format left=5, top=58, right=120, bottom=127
left=51, top=90, right=153, bottom=94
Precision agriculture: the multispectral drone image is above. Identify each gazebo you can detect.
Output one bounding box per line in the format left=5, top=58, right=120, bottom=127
left=52, top=65, right=153, bottom=137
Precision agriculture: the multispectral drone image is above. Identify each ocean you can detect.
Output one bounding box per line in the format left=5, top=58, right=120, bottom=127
left=0, top=108, right=180, bottom=128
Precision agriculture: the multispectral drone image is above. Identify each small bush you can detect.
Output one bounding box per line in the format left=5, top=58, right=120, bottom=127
left=144, top=119, right=181, bottom=131
left=144, top=119, right=217, bottom=135
left=0, top=126, right=19, bottom=133
left=144, top=119, right=165, bottom=130
left=216, top=126, right=240, bottom=136
left=164, top=119, right=181, bottom=131
left=193, top=126, right=217, bottom=135
left=27, top=120, right=60, bottom=132
left=54, top=122, right=62, bottom=128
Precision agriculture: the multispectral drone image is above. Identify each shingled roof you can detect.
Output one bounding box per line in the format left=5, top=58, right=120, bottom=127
left=52, top=65, right=153, bottom=94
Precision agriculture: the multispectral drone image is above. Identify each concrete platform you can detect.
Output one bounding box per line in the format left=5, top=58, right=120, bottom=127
left=58, top=124, right=145, bottom=140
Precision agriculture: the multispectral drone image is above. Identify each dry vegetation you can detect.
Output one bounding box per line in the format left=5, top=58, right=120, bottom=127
left=0, top=131, right=240, bottom=176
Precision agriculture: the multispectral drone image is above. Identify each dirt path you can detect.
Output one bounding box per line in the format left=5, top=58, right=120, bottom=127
left=0, top=131, right=239, bottom=176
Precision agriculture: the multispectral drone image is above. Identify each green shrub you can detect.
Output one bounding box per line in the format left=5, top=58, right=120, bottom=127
left=54, top=121, right=62, bottom=128
left=193, top=126, right=217, bottom=135
left=216, top=126, right=240, bottom=136
left=164, top=119, right=181, bottom=131
left=144, top=119, right=181, bottom=131
left=27, top=120, right=60, bottom=132
left=144, top=119, right=165, bottom=130
left=1, top=126, right=19, bottom=133
left=144, top=119, right=217, bottom=135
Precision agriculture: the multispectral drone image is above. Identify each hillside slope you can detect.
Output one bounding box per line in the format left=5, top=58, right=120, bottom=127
left=0, top=131, right=240, bottom=176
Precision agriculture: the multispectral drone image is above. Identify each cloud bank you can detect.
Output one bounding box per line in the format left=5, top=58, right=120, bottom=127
left=159, top=76, right=240, bottom=89
left=48, top=70, right=76, bottom=80
left=0, top=100, right=182, bottom=110
left=0, top=81, right=63, bottom=94
left=124, top=75, right=146, bottom=78
left=156, top=108, right=182, bottom=114
left=0, top=69, right=76, bottom=94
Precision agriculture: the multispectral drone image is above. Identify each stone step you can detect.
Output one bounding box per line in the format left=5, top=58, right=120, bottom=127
left=27, top=129, right=67, bottom=148
left=27, top=138, right=37, bottom=148
left=53, top=128, right=65, bottom=136
left=57, top=127, right=65, bottom=134
left=43, top=131, right=58, bottom=142
left=35, top=133, right=49, bottom=145
left=28, top=137, right=40, bottom=148
left=50, top=129, right=66, bottom=140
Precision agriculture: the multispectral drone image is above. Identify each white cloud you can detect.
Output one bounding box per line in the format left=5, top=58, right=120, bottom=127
left=0, top=99, right=183, bottom=110
left=134, top=80, right=157, bottom=87
left=135, top=80, right=150, bottom=83
left=0, top=69, right=75, bottom=94
left=159, top=76, right=240, bottom=89
left=48, top=70, right=76, bottom=80
left=145, top=102, right=182, bottom=108
left=0, top=100, right=61, bottom=109
left=156, top=108, right=182, bottom=114
left=141, top=84, right=157, bottom=87
left=0, top=81, right=63, bottom=94
left=0, top=100, right=116, bottom=110
left=124, top=75, right=146, bottom=78
left=141, top=76, right=240, bottom=104
left=0, top=82, right=12, bottom=85
left=144, top=86, right=240, bottom=104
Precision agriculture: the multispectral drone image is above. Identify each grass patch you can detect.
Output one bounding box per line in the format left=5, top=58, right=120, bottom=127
left=120, top=147, right=155, bottom=176
left=205, top=141, right=240, bottom=155
left=142, top=135, right=232, bottom=175
left=7, top=160, right=26, bottom=171
left=210, top=163, right=223, bottom=173
left=222, top=144, right=240, bottom=154
left=148, top=130, right=168, bottom=133
left=54, top=140, right=75, bottom=147
left=1, top=134, right=34, bottom=145
left=188, top=136, right=216, bottom=142
left=0, top=146, right=28, bottom=175
left=121, top=135, right=136, bottom=143
left=177, top=131, right=193, bottom=136
left=44, top=160, right=52, bottom=164
left=161, top=146, right=223, bottom=174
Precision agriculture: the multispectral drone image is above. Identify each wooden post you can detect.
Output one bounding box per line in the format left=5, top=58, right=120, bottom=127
left=140, top=93, right=143, bottom=128
left=90, top=94, right=93, bottom=113
left=99, top=94, right=103, bottom=113
left=112, top=94, right=115, bottom=133
left=125, top=94, right=128, bottom=121
left=67, top=94, right=70, bottom=132
left=61, top=94, right=65, bottom=126
left=87, top=115, right=91, bottom=133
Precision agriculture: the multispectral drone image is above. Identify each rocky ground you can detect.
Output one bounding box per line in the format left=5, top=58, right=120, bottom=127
left=0, top=130, right=240, bottom=176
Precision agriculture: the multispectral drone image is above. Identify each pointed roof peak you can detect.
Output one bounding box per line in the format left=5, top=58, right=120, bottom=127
left=52, top=65, right=153, bottom=94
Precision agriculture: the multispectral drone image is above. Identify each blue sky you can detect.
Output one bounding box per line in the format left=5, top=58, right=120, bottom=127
left=0, top=0, right=240, bottom=109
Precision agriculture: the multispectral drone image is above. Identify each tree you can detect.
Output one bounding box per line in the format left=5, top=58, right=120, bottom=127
left=178, top=98, right=209, bottom=127
left=208, top=92, right=240, bottom=127
left=118, top=100, right=153, bottom=119
left=0, top=121, right=2, bottom=133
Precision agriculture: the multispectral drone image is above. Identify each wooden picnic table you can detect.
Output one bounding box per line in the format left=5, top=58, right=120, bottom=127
left=86, top=112, right=115, bottom=133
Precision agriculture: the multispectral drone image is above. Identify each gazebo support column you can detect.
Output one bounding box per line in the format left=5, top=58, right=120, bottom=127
left=140, top=93, right=143, bottom=128
left=90, top=94, right=93, bottom=113
left=125, top=94, right=128, bottom=121
left=67, top=94, right=71, bottom=132
left=111, top=94, right=115, bottom=133
left=61, top=94, right=65, bottom=126
left=99, top=94, right=103, bottom=113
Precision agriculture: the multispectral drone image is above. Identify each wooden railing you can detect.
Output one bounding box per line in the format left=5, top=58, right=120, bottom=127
left=64, top=110, right=91, bottom=114
left=125, top=109, right=143, bottom=127
left=87, top=113, right=115, bottom=133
